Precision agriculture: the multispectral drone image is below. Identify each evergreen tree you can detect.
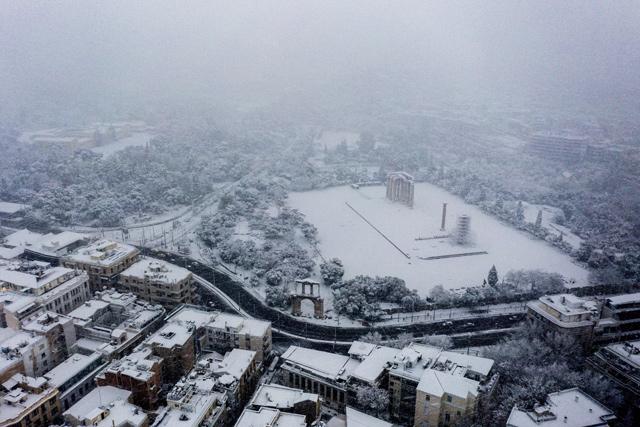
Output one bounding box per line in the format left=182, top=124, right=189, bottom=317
left=488, top=265, right=499, bottom=287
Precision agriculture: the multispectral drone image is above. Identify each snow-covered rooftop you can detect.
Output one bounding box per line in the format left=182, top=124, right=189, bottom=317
left=99, top=347, right=160, bottom=382
left=345, top=407, right=393, bottom=427
left=250, top=383, right=318, bottom=409
left=43, top=352, right=101, bottom=387
left=606, top=292, right=640, bottom=307
left=0, top=201, right=28, bottom=215
left=0, top=375, right=56, bottom=426
left=146, top=321, right=194, bottom=348
left=351, top=345, right=400, bottom=384
left=235, top=407, right=306, bottom=427
left=64, top=386, right=146, bottom=427
left=65, top=239, right=138, bottom=267
left=21, top=311, right=72, bottom=333
left=211, top=348, right=256, bottom=382
left=417, top=369, right=479, bottom=399
left=281, top=346, right=359, bottom=382
left=28, top=231, right=86, bottom=256
left=1, top=229, right=43, bottom=249
left=169, top=306, right=270, bottom=337
left=67, top=300, right=110, bottom=321
left=121, top=257, right=191, bottom=284
left=0, top=265, right=74, bottom=290
left=64, top=386, right=131, bottom=421
left=538, top=294, right=598, bottom=316
left=506, top=388, right=616, bottom=427
left=606, top=340, right=640, bottom=369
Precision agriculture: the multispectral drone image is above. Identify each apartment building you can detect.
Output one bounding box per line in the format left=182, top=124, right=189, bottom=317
left=279, top=342, right=495, bottom=426
left=95, top=347, right=163, bottom=410
left=0, top=374, right=60, bottom=427
left=527, top=294, right=599, bottom=346
left=168, top=305, right=272, bottom=362
left=588, top=339, right=640, bottom=401
left=154, top=362, right=229, bottom=427
left=235, top=407, right=307, bottom=427
left=145, top=321, right=196, bottom=383
left=208, top=349, right=261, bottom=413
left=21, top=311, right=76, bottom=368
left=0, top=262, right=91, bottom=316
left=67, top=289, right=165, bottom=360
left=23, top=231, right=87, bottom=265
left=120, top=257, right=194, bottom=307
left=42, top=352, right=105, bottom=411
left=0, top=328, right=49, bottom=382
left=63, top=239, right=139, bottom=291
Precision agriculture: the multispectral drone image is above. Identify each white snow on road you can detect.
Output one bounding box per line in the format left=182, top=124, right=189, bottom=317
left=288, top=184, right=589, bottom=295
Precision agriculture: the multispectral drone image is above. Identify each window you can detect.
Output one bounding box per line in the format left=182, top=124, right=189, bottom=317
left=445, top=413, right=450, bottom=422
left=446, top=395, right=452, bottom=402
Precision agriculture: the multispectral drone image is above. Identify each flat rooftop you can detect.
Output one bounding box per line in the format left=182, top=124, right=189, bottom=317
left=250, top=383, right=318, bottom=409
left=44, top=352, right=101, bottom=388
left=121, top=257, right=191, bottom=284
left=506, top=388, right=615, bottom=427
left=65, top=239, right=138, bottom=267
left=281, top=346, right=359, bottom=382
left=146, top=322, right=194, bottom=348
left=235, top=407, right=306, bottom=427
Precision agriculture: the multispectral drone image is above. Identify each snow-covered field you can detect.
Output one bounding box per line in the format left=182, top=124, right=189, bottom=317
left=91, top=132, right=153, bottom=156
left=288, top=184, right=589, bottom=295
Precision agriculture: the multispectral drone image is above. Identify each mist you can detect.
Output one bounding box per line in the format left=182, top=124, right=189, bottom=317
left=2, top=1, right=639, bottom=123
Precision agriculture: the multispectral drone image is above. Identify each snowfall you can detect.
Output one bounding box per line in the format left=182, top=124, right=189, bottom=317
left=288, top=183, right=589, bottom=296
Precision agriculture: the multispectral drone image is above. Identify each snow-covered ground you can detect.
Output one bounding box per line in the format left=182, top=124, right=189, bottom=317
left=288, top=184, right=589, bottom=295
left=521, top=202, right=584, bottom=250
left=91, top=132, right=153, bottom=156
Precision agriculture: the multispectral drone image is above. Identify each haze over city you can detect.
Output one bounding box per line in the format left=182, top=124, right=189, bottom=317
left=1, top=2, right=639, bottom=427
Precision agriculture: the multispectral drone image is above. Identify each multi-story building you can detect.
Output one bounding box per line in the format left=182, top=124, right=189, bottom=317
left=279, top=342, right=495, bottom=426
left=0, top=292, right=39, bottom=329
left=527, top=294, right=600, bottom=346
left=599, top=293, right=640, bottom=341
left=21, top=311, right=76, bottom=368
left=95, top=347, right=163, bottom=410
left=280, top=346, right=359, bottom=411
left=67, top=289, right=165, bottom=360
left=154, top=362, right=229, bottom=427
left=0, top=262, right=91, bottom=316
left=169, top=306, right=272, bottom=362
left=42, top=352, right=105, bottom=411
left=247, top=383, right=320, bottom=425
left=388, top=344, right=495, bottom=426
left=63, top=239, right=139, bottom=292
left=120, top=257, right=194, bottom=307
left=587, top=339, right=640, bottom=402
left=145, top=321, right=196, bottom=384
left=0, top=374, right=61, bottom=427
left=506, top=388, right=616, bottom=427
left=0, top=328, right=49, bottom=382
left=63, top=386, right=148, bottom=427
left=208, top=349, right=261, bottom=413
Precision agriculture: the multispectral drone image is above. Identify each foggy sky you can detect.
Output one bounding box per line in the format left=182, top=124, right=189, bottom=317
left=2, top=1, right=639, bottom=120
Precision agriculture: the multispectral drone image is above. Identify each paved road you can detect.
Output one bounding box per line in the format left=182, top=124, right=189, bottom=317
left=143, top=248, right=525, bottom=347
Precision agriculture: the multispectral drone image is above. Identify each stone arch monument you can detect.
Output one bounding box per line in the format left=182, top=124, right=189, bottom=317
left=291, top=278, right=324, bottom=318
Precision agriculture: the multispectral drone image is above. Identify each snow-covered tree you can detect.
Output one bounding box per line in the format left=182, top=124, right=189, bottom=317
left=355, top=386, right=390, bottom=418
left=515, top=201, right=525, bottom=224
left=320, top=258, right=344, bottom=285
left=487, top=265, right=499, bottom=287
left=265, top=286, right=290, bottom=308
